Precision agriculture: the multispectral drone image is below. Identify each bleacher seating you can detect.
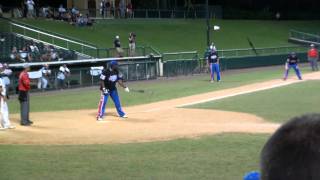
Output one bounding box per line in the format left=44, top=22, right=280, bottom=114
left=0, top=32, right=77, bottom=63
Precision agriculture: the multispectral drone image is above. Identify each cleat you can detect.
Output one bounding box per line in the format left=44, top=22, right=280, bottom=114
left=97, top=117, right=104, bottom=121
left=210, top=80, right=214, bottom=83
left=120, top=115, right=128, bottom=118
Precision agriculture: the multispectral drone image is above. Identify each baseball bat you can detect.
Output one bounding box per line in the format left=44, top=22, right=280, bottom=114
left=247, top=37, right=258, bottom=56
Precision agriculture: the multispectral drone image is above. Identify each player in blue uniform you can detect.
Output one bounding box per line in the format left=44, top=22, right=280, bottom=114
left=283, top=52, right=302, bottom=80
left=207, top=47, right=221, bottom=82
left=96, top=61, right=130, bottom=121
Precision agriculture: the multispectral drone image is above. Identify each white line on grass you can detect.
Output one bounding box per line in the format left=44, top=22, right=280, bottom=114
left=177, top=79, right=304, bottom=107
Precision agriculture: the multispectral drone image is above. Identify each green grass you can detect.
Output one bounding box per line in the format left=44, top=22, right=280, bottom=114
left=191, top=80, right=320, bottom=123
left=0, top=133, right=268, bottom=180
left=8, top=66, right=310, bottom=114
left=18, top=19, right=320, bottom=52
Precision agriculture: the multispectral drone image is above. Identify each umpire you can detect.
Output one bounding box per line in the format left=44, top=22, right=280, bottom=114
left=18, top=64, right=32, bottom=126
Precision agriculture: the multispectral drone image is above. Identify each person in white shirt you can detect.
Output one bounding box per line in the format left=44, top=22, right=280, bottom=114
left=37, top=64, right=51, bottom=90
left=0, top=64, right=15, bottom=130
left=19, top=47, right=29, bottom=62
left=128, top=32, right=136, bottom=56
left=26, top=0, right=35, bottom=18
left=0, top=64, right=12, bottom=96
left=57, top=64, right=70, bottom=89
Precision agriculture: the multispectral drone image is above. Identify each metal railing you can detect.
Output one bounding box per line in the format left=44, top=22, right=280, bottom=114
left=217, top=46, right=308, bottom=58
left=8, top=56, right=160, bottom=94
left=289, top=30, right=320, bottom=45
left=92, top=46, right=162, bottom=58
left=8, top=19, right=98, bottom=57
left=162, top=51, right=198, bottom=61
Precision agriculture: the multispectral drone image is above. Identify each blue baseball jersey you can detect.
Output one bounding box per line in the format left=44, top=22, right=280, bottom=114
left=100, top=68, right=123, bottom=91
left=208, top=51, right=219, bottom=63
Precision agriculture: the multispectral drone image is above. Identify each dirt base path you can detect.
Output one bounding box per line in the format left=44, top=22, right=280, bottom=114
left=1, top=72, right=319, bottom=145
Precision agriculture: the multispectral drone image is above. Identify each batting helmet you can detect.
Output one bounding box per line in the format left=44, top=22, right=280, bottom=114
left=243, top=171, right=260, bottom=180
left=109, top=60, right=118, bottom=66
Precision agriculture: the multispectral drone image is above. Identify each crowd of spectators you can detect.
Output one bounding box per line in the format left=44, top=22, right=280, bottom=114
left=10, top=42, right=63, bottom=63
left=100, top=0, right=133, bottom=19
left=9, top=1, right=133, bottom=22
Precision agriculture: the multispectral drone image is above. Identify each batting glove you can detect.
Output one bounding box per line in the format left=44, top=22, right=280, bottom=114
left=102, top=88, right=109, bottom=95
left=124, top=87, right=130, bottom=93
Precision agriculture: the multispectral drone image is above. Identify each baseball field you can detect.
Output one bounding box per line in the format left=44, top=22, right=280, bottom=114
left=1, top=19, right=320, bottom=180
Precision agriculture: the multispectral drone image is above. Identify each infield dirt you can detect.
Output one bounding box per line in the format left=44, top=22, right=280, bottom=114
left=1, top=72, right=319, bottom=145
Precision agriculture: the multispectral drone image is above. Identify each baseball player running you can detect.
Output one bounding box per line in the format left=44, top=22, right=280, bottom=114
left=207, top=46, right=221, bottom=82
left=283, top=52, right=302, bottom=80
left=96, top=61, right=130, bottom=121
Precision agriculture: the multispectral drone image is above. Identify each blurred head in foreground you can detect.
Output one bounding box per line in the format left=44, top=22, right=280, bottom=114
left=261, top=114, right=320, bottom=180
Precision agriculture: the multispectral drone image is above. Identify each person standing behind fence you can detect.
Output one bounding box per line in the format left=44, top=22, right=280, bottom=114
left=100, top=0, right=106, bottom=18
left=128, top=32, right=136, bottom=56
left=57, top=64, right=70, bottom=90
left=308, top=44, right=319, bottom=71
left=38, top=64, right=51, bottom=90
left=114, top=35, right=123, bottom=57
left=26, top=0, right=35, bottom=18
left=19, top=64, right=32, bottom=126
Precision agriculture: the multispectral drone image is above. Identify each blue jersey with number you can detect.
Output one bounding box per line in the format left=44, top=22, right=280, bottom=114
left=209, top=51, right=219, bottom=63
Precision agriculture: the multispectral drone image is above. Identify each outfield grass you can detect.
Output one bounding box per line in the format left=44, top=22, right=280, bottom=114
left=0, top=133, right=268, bottom=180
left=8, top=66, right=311, bottom=114
left=18, top=19, right=320, bottom=52
left=191, top=80, right=320, bottom=123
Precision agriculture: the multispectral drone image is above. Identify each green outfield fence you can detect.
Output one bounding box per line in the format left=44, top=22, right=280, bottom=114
left=220, top=52, right=308, bottom=70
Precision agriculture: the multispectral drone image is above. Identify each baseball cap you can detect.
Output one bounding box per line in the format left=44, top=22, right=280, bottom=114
left=109, top=60, right=118, bottom=66
left=243, top=171, right=260, bottom=180
left=116, top=35, right=120, bottom=39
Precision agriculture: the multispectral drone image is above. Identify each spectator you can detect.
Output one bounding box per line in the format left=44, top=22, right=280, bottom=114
left=41, top=6, right=49, bottom=18
left=275, top=12, right=281, bottom=20
left=57, top=64, right=70, bottom=89
left=85, top=14, right=94, bottom=26
left=28, top=42, right=39, bottom=60
left=26, top=0, right=35, bottom=18
left=13, top=8, right=23, bottom=18
left=308, top=44, right=319, bottom=71
left=114, top=35, right=123, bottom=57
left=100, top=0, right=106, bottom=17
left=261, top=114, right=320, bottom=180
left=106, top=0, right=111, bottom=17
left=0, top=64, right=15, bottom=130
left=50, top=49, right=59, bottom=61
left=22, top=1, right=27, bottom=18
left=58, top=4, right=66, bottom=18
left=0, top=4, right=3, bottom=17
left=37, top=64, right=51, bottom=90
left=18, top=64, right=32, bottom=126
left=126, top=2, right=133, bottom=18
left=19, top=46, right=29, bottom=62
left=119, top=0, right=126, bottom=18
left=128, top=32, right=136, bottom=56
left=76, top=14, right=85, bottom=26
left=10, top=47, right=19, bottom=60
